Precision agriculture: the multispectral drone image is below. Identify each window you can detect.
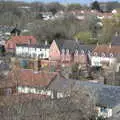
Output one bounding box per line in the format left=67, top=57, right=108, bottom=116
left=94, top=52, right=98, bottom=56
left=30, top=88, right=36, bottom=94
left=101, top=52, right=105, bottom=57
left=110, top=53, right=113, bottom=57
left=6, top=88, right=12, bottom=95
left=24, top=87, right=29, bottom=93
left=75, top=49, right=78, bottom=55
left=88, top=50, right=91, bottom=55
left=66, top=49, right=69, bottom=54
left=101, top=107, right=107, bottom=113
left=62, top=49, right=65, bottom=54
left=81, top=50, right=84, bottom=54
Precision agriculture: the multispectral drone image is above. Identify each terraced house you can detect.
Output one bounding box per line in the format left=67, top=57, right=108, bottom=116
left=49, top=40, right=95, bottom=65
left=16, top=41, right=49, bottom=59
left=5, top=36, right=37, bottom=52
left=91, top=44, right=120, bottom=71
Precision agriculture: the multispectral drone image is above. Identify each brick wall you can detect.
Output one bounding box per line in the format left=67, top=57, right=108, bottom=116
left=49, top=40, right=61, bottom=61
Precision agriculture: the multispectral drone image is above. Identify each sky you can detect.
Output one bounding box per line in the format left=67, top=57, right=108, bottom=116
left=27, top=0, right=120, bottom=4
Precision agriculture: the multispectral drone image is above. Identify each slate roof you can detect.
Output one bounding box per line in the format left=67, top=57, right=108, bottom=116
left=112, top=35, right=120, bottom=45
left=93, top=45, right=120, bottom=56
left=74, top=81, right=120, bottom=108
left=0, top=70, right=57, bottom=88
left=48, top=75, right=120, bottom=108
left=16, top=43, right=50, bottom=49
left=55, top=40, right=95, bottom=53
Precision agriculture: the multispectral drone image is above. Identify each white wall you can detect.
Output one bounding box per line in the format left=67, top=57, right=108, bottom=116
left=16, top=46, right=49, bottom=59
left=91, top=56, right=117, bottom=67
left=96, top=106, right=112, bottom=118
left=17, top=86, right=64, bottom=99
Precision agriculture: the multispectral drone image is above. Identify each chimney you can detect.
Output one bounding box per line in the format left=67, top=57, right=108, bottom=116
left=115, top=32, right=118, bottom=37
left=45, top=40, right=48, bottom=46
left=97, top=42, right=99, bottom=46
left=75, top=38, right=78, bottom=43
left=109, top=43, right=112, bottom=48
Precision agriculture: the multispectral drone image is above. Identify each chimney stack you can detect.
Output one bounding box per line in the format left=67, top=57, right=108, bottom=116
left=109, top=43, right=112, bottom=48
left=115, top=32, right=118, bottom=37
left=75, top=38, right=78, bottom=43
left=45, top=40, right=48, bottom=46
left=97, top=42, right=99, bottom=46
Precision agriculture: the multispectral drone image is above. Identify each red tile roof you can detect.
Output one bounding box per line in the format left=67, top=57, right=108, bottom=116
left=93, top=45, right=120, bottom=54
left=5, top=36, right=37, bottom=50
left=1, top=69, right=57, bottom=88
left=10, top=36, right=36, bottom=44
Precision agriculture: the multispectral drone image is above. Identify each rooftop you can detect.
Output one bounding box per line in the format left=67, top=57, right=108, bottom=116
left=48, top=74, right=120, bottom=108
left=0, top=69, right=57, bottom=88
left=55, top=40, right=95, bottom=53
left=16, top=43, right=50, bottom=49
left=93, top=44, right=120, bottom=55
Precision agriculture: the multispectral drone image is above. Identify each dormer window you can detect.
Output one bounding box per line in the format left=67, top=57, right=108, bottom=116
left=81, top=50, right=84, bottom=54
left=94, top=52, right=98, bottom=56
left=62, top=49, right=65, bottom=54
left=110, top=53, right=113, bottom=57
left=101, top=52, right=105, bottom=57
left=75, top=49, right=78, bottom=55
left=66, top=49, right=69, bottom=54
left=88, top=50, right=90, bottom=54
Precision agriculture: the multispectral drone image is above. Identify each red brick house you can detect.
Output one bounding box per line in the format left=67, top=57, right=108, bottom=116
left=0, top=69, right=57, bottom=96
left=49, top=40, right=95, bottom=65
left=5, top=36, right=37, bottom=52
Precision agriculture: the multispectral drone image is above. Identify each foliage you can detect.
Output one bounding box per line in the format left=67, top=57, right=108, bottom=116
left=0, top=87, right=96, bottom=120
left=67, top=3, right=82, bottom=11
left=86, top=14, right=102, bottom=39
left=46, top=2, right=65, bottom=15
left=97, top=116, right=106, bottom=120
left=100, top=1, right=120, bottom=12
left=98, top=19, right=116, bottom=44
left=91, top=1, right=101, bottom=12
left=70, top=63, right=80, bottom=80
left=30, top=17, right=85, bottom=43
left=74, top=31, right=97, bottom=44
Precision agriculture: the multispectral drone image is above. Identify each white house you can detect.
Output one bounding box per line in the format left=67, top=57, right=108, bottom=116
left=16, top=43, right=49, bottom=59
left=91, top=56, right=117, bottom=67
left=91, top=44, right=120, bottom=69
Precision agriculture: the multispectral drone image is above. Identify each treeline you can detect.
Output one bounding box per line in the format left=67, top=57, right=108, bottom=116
left=0, top=1, right=120, bottom=44
left=0, top=1, right=84, bottom=26
left=0, top=0, right=120, bottom=26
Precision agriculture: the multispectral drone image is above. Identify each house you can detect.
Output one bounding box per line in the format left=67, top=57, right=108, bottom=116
left=48, top=74, right=120, bottom=119
left=10, top=27, right=21, bottom=36
left=40, top=12, right=54, bottom=21
left=16, top=42, right=49, bottom=59
left=91, top=44, right=120, bottom=69
left=0, top=68, right=57, bottom=97
left=5, top=36, right=37, bottom=52
left=112, top=34, right=120, bottom=45
left=49, top=40, right=95, bottom=65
